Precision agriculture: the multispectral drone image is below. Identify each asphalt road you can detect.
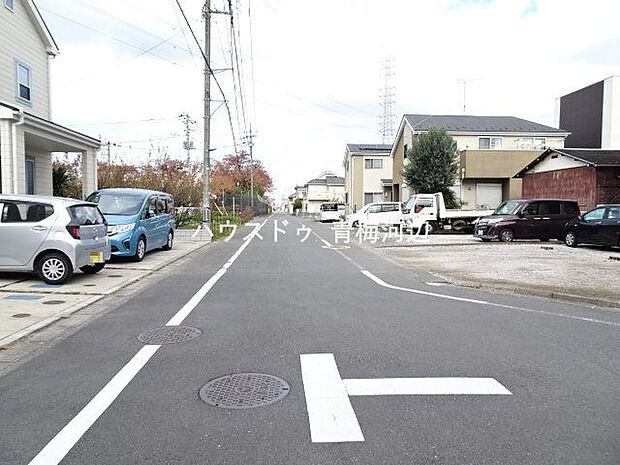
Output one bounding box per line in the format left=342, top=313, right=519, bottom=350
left=1, top=212, right=619, bottom=464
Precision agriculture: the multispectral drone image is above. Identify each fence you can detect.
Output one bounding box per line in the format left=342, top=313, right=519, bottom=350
left=213, top=193, right=270, bottom=216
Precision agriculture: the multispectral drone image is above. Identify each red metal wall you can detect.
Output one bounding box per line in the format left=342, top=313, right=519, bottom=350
left=521, top=167, right=597, bottom=211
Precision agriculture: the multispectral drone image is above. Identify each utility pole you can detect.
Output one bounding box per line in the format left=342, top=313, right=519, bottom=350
left=107, top=141, right=111, bottom=165
left=243, top=127, right=256, bottom=208
left=180, top=113, right=195, bottom=161
left=202, top=1, right=211, bottom=225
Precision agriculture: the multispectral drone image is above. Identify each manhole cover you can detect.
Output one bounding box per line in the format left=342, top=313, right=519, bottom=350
left=12, top=313, right=31, bottom=318
left=137, top=326, right=202, bottom=344
left=43, top=300, right=66, bottom=305
left=199, top=373, right=290, bottom=409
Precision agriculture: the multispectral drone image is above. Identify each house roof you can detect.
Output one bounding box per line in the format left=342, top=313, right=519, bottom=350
left=306, top=176, right=345, bottom=186
left=346, top=143, right=392, bottom=153
left=515, top=148, right=620, bottom=177
left=380, top=178, right=393, bottom=186
left=25, top=0, right=60, bottom=56
left=403, top=114, right=568, bottom=134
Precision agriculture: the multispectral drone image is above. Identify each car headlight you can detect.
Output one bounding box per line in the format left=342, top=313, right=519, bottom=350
left=485, top=217, right=504, bottom=224
left=108, top=223, right=136, bottom=235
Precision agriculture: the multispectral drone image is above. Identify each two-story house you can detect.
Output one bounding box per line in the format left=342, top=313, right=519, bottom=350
left=343, top=143, right=392, bottom=213
left=0, top=0, right=99, bottom=197
left=302, top=171, right=345, bottom=213
left=390, top=114, right=570, bottom=208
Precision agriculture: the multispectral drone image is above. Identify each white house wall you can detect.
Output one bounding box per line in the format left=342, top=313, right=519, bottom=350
left=524, top=153, right=587, bottom=174
left=602, top=76, right=620, bottom=149
left=0, top=1, right=51, bottom=119
left=362, top=156, right=392, bottom=194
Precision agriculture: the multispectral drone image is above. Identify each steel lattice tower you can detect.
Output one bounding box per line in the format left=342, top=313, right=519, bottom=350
left=380, top=57, right=396, bottom=144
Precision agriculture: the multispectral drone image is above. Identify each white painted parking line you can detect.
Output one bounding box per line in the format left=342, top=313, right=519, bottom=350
left=362, top=270, right=620, bottom=328
left=28, top=219, right=269, bottom=465
left=344, top=377, right=512, bottom=396
left=300, top=354, right=364, bottom=443
left=28, top=345, right=160, bottom=465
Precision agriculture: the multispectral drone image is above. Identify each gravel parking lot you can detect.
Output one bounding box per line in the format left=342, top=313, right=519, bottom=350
left=374, top=237, right=620, bottom=308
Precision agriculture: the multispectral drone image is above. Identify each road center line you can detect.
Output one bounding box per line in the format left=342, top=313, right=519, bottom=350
left=28, top=219, right=268, bottom=465
left=362, top=270, right=620, bottom=328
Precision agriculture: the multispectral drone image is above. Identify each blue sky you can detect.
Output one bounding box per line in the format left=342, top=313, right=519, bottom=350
left=36, top=0, right=620, bottom=200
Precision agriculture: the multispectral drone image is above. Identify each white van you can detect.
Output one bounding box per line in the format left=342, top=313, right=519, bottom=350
left=317, top=203, right=342, bottom=222
left=346, top=202, right=402, bottom=228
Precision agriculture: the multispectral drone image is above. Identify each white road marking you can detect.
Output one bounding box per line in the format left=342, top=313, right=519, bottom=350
left=362, top=270, right=620, bottom=328
left=301, top=353, right=512, bottom=443
left=320, top=238, right=332, bottom=247
left=300, top=354, right=364, bottom=443
left=344, top=377, right=512, bottom=396
left=28, top=345, right=160, bottom=465
left=28, top=219, right=269, bottom=465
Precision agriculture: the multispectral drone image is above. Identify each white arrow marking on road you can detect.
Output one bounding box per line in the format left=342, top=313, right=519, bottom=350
left=300, top=353, right=511, bottom=443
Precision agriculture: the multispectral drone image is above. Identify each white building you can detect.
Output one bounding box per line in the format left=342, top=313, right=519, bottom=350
left=343, top=143, right=393, bottom=213
left=0, top=0, right=100, bottom=196
left=302, top=171, right=345, bottom=214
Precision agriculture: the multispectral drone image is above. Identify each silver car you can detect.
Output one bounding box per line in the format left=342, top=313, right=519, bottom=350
left=0, top=195, right=111, bottom=284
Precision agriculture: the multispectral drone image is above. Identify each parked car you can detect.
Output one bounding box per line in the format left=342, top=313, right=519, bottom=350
left=86, top=188, right=175, bottom=261
left=474, top=199, right=580, bottom=242
left=346, top=202, right=402, bottom=228
left=317, top=202, right=343, bottom=222
left=563, top=204, right=620, bottom=248
left=0, top=195, right=110, bottom=284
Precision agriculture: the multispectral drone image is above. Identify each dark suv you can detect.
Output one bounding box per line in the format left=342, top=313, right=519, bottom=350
left=474, top=199, right=581, bottom=242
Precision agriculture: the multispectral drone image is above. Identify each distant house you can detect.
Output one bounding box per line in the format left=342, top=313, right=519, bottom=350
left=516, top=148, right=620, bottom=212
left=303, top=171, right=344, bottom=214
left=556, top=76, right=620, bottom=149
left=343, top=143, right=392, bottom=213
left=390, top=114, right=569, bottom=208
left=0, top=0, right=99, bottom=196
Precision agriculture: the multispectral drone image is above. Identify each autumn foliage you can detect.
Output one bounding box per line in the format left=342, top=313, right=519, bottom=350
left=210, top=152, right=273, bottom=196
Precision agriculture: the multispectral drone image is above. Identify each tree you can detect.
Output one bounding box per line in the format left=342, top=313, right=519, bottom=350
left=210, top=152, right=273, bottom=196
left=403, top=128, right=460, bottom=208
left=52, top=156, right=82, bottom=199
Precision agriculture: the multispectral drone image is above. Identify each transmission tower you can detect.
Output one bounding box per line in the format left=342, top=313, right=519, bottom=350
left=380, top=57, right=396, bottom=144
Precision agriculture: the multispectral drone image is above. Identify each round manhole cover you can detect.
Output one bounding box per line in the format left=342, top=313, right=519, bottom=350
left=199, top=373, right=290, bottom=409
left=43, top=300, right=66, bottom=305
left=12, top=313, right=31, bottom=318
left=137, top=326, right=202, bottom=345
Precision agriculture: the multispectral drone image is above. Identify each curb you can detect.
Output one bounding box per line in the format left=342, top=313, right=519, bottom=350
left=437, top=275, right=620, bottom=310
left=0, top=241, right=212, bottom=349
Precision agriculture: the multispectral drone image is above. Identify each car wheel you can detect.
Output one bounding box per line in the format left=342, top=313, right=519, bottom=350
left=162, top=230, right=174, bottom=250
left=452, top=220, right=467, bottom=232
left=134, top=236, right=147, bottom=262
left=352, top=221, right=359, bottom=228
left=37, top=252, right=73, bottom=285
left=564, top=231, right=578, bottom=247
left=499, top=228, right=514, bottom=242
left=424, top=222, right=436, bottom=234
left=79, top=262, right=105, bottom=274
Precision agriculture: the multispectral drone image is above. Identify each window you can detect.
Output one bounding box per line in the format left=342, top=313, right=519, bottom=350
left=478, top=137, right=502, bottom=150
left=368, top=204, right=381, bottom=213
left=364, top=159, right=383, bottom=169
left=25, top=157, right=35, bottom=194
left=364, top=193, right=382, bottom=205
left=381, top=203, right=399, bottom=212
left=16, top=61, right=32, bottom=103
left=518, top=137, right=547, bottom=150
left=522, top=202, right=539, bottom=216
left=605, top=207, right=620, bottom=220
left=583, top=208, right=605, bottom=222
left=562, top=202, right=579, bottom=215
left=5, top=0, right=14, bottom=11
left=539, top=201, right=561, bottom=215
left=1, top=201, right=53, bottom=223
left=68, top=206, right=105, bottom=225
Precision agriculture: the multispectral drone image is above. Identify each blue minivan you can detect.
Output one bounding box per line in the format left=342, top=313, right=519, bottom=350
left=86, top=188, right=175, bottom=261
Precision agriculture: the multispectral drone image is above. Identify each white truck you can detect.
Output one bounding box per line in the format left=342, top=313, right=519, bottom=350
left=401, top=192, right=494, bottom=233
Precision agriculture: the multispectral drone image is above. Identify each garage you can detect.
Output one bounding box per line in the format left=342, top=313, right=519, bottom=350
left=475, top=183, right=503, bottom=209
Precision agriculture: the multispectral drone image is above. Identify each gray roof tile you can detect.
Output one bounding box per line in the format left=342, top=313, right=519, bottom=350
left=404, top=114, right=568, bottom=134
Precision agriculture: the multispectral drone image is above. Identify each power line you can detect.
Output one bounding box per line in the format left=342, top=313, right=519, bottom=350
left=247, top=0, right=258, bottom=131
left=173, top=0, right=238, bottom=154
left=229, top=0, right=249, bottom=136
